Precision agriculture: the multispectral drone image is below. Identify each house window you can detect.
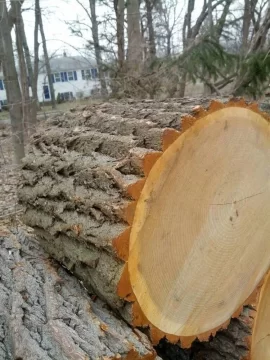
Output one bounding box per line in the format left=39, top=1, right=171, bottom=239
left=81, top=69, right=91, bottom=80
left=81, top=69, right=98, bottom=80
left=68, top=71, right=74, bottom=81
left=54, top=73, right=61, bottom=82
left=43, top=85, right=50, bottom=100
left=61, top=72, right=68, bottom=82
left=0, top=80, right=5, bottom=90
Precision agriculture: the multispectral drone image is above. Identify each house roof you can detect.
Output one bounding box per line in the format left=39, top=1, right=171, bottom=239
left=39, top=55, right=97, bottom=73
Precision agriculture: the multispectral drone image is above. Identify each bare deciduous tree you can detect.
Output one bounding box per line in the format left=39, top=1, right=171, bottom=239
left=127, top=0, right=142, bottom=69
left=32, top=0, right=40, bottom=120
left=0, top=0, right=24, bottom=164
left=36, top=0, right=56, bottom=109
left=114, top=0, right=125, bottom=69
left=89, top=0, right=108, bottom=95
left=145, top=0, right=156, bottom=59
left=12, top=1, right=34, bottom=136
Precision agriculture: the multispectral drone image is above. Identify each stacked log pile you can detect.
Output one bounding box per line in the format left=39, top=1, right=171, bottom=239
left=18, top=97, right=270, bottom=359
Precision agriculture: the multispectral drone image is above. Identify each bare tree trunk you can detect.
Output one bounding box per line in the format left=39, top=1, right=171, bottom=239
left=145, top=0, right=156, bottom=59
left=180, top=0, right=195, bottom=97
left=127, top=0, right=142, bottom=70
left=248, top=1, right=270, bottom=52
left=233, top=2, right=270, bottom=95
left=0, top=0, right=24, bottom=164
left=7, top=0, right=24, bottom=31
left=89, top=0, right=108, bottom=96
left=204, top=0, right=213, bottom=95
left=36, top=0, right=56, bottom=109
left=20, top=10, right=40, bottom=112
left=166, top=32, right=171, bottom=56
left=32, top=0, right=40, bottom=120
left=20, top=14, right=34, bottom=89
left=242, top=0, right=252, bottom=51
left=12, top=2, right=34, bottom=137
left=114, top=0, right=125, bottom=70
left=179, top=70, right=187, bottom=97
left=215, top=0, right=233, bottom=40
left=15, top=25, right=30, bottom=138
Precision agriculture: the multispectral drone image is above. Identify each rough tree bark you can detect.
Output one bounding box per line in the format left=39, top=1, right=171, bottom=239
left=0, top=226, right=156, bottom=360
left=127, top=0, right=142, bottom=69
left=0, top=0, right=25, bottom=164
left=89, top=0, right=108, bottom=96
left=36, top=0, right=56, bottom=109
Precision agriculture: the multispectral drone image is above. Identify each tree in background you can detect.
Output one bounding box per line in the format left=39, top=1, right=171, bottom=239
left=67, top=0, right=108, bottom=95
left=36, top=0, right=56, bottom=109
left=89, top=0, right=108, bottom=95
left=12, top=1, right=32, bottom=137
left=0, top=0, right=25, bottom=164
left=127, top=0, right=142, bottom=69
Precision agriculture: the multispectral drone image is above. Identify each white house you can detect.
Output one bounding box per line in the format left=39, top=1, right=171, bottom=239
left=0, top=54, right=101, bottom=105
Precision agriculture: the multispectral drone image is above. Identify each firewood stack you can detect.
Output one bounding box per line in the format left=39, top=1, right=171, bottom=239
left=18, top=97, right=270, bottom=359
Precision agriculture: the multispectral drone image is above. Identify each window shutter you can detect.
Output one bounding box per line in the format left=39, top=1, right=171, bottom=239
left=73, top=71, right=77, bottom=80
left=91, top=68, right=98, bottom=79
left=0, top=80, right=3, bottom=90
left=51, top=74, right=55, bottom=83
left=81, top=70, right=85, bottom=80
left=64, top=72, right=68, bottom=82
left=60, top=72, right=65, bottom=82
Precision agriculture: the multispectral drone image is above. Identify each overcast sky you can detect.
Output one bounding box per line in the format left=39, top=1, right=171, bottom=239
left=21, top=0, right=205, bottom=57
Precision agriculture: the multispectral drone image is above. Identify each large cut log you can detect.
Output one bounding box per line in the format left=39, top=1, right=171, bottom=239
left=0, top=225, right=156, bottom=360
left=0, top=224, right=257, bottom=360
left=18, top=98, right=270, bottom=346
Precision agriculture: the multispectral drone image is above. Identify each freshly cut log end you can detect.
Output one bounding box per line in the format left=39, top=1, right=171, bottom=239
left=18, top=98, right=270, bottom=346
left=251, top=271, right=270, bottom=360
left=128, top=104, right=270, bottom=338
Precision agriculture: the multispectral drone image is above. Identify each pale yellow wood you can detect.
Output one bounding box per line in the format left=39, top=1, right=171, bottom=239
left=128, top=107, right=270, bottom=336
left=251, top=271, right=270, bottom=360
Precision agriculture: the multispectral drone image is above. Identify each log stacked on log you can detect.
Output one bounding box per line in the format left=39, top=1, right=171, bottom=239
left=18, top=97, right=270, bottom=357
left=0, top=226, right=156, bottom=360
